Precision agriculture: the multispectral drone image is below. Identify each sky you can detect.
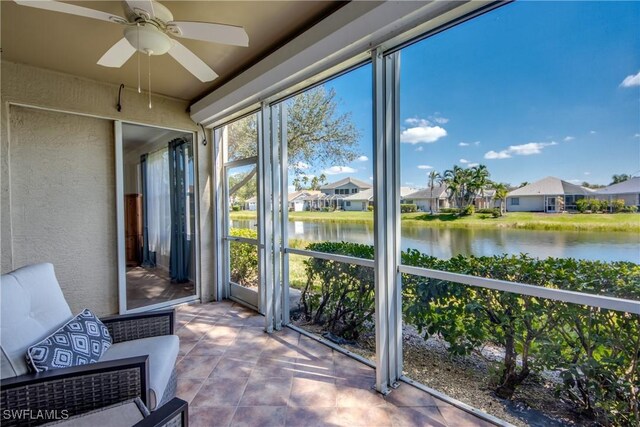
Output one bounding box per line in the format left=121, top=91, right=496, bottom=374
left=292, top=1, right=640, bottom=190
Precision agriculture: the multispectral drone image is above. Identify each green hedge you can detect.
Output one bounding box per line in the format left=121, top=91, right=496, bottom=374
left=229, top=228, right=258, bottom=286
left=300, top=242, right=639, bottom=426
left=400, top=204, right=417, bottom=213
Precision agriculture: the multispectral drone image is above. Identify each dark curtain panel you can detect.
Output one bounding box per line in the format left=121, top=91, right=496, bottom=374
left=168, top=138, right=191, bottom=282
left=140, top=153, right=157, bottom=267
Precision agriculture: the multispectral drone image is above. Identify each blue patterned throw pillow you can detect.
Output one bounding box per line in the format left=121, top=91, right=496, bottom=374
left=26, top=309, right=112, bottom=372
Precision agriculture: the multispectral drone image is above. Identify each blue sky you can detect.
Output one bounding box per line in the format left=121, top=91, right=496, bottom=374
left=294, top=1, right=640, bottom=189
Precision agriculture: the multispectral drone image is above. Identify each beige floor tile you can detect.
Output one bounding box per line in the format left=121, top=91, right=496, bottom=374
left=336, top=406, right=393, bottom=426
left=386, top=406, right=448, bottom=427
left=176, top=355, right=220, bottom=379
left=288, top=377, right=337, bottom=407
left=192, top=376, right=250, bottom=407
left=385, top=383, right=438, bottom=407
left=285, top=407, right=341, bottom=427
left=176, top=378, right=204, bottom=403
left=230, top=406, right=287, bottom=427
left=189, top=406, right=236, bottom=427
left=239, top=377, right=293, bottom=407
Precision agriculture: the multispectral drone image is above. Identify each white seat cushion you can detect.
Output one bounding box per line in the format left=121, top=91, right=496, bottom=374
left=1, top=263, right=72, bottom=378
left=100, top=335, right=179, bottom=410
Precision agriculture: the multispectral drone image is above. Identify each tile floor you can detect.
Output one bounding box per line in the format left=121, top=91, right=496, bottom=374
left=126, top=266, right=195, bottom=309
left=175, top=301, right=495, bottom=427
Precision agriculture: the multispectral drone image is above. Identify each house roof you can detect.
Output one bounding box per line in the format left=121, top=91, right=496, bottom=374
left=594, top=177, right=640, bottom=195
left=320, top=177, right=373, bottom=190
left=404, top=185, right=449, bottom=200
left=507, top=177, right=594, bottom=197
left=343, top=187, right=420, bottom=202
left=288, top=190, right=322, bottom=202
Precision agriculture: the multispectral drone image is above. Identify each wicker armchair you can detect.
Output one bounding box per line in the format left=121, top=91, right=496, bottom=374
left=0, top=263, right=183, bottom=427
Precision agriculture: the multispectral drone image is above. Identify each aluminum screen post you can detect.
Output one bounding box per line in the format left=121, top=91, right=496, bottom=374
left=372, top=47, right=402, bottom=394
left=278, top=102, right=290, bottom=326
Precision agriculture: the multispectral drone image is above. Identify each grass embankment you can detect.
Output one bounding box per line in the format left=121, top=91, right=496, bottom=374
left=230, top=210, right=640, bottom=232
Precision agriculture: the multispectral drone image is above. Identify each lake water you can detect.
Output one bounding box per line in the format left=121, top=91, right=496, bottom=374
left=232, top=220, right=640, bottom=263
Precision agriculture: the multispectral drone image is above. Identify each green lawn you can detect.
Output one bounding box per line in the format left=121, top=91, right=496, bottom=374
left=229, top=210, right=640, bottom=232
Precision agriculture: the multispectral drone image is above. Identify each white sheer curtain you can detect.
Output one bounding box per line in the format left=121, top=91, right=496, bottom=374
left=146, top=148, right=171, bottom=269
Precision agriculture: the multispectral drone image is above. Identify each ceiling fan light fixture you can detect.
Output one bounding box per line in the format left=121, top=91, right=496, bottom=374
left=124, top=24, right=171, bottom=55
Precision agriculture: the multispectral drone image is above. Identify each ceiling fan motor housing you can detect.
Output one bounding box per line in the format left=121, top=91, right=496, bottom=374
left=124, top=24, right=172, bottom=55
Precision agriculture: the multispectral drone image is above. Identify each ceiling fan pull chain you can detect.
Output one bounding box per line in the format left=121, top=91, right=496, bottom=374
left=148, top=50, right=152, bottom=109
left=137, top=23, right=141, bottom=93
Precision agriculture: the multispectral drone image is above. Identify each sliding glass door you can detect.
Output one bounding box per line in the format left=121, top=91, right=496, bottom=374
left=116, top=121, right=199, bottom=313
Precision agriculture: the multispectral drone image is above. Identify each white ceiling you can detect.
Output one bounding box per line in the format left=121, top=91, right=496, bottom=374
left=1, top=1, right=342, bottom=101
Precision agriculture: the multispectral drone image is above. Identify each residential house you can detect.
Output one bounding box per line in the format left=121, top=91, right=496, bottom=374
left=244, top=196, right=257, bottom=211
left=343, top=187, right=419, bottom=211
left=506, top=177, right=594, bottom=212
left=404, top=185, right=451, bottom=213
left=594, top=177, right=640, bottom=208
left=319, top=177, right=372, bottom=210
left=288, top=190, right=322, bottom=211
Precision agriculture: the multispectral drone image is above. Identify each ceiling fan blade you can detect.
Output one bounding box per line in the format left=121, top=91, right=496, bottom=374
left=168, top=39, right=218, bottom=82
left=168, top=21, right=249, bottom=47
left=97, top=38, right=136, bottom=68
left=125, top=0, right=155, bottom=18
left=14, top=0, right=126, bottom=23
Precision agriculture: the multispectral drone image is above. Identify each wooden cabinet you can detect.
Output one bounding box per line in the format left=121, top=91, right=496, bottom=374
left=125, top=194, right=143, bottom=267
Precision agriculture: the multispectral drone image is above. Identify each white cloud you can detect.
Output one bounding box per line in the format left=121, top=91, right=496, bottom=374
left=415, top=146, right=424, bottom=152
left=590, top=130, right=597, bottom=134
left=459, top=142, right=470, bottom=147
left=584, top=172, right=591, bottom=176
left=568, top=179, right=582, bottom=184
left=288, top=185, right=295, bottom=192
left=467, top=163, right=479, bottom=168
left=369, top=176, right=373, bottom=181
left=563, top=136, right=575, bottom=142
left=620, top=71, right=640, bottom=88
left=474, top=141, right=481, bottom=146
left=357, top=155, right=369, bottom=162
left=417, top=165, right=433, bottom=170
left=323, top=166, right=357, bottom=175
left=400, top=125, right=447, bottom=144
left=405, top=182, right=414, bottom=185
left=293, top=161, right=310, bottom=170
left=459, top=158, right=469, bottom=164
left=634, top=133, right=640, bottom=138
left=432, top=117, right=449, bottom=124
left=484, top=141, right=557, bottom=160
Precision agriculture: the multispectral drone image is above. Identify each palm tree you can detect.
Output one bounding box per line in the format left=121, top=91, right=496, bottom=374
left=470, top=164, right=490, bottom=208
left=427, top=171, right=441, bottom=214
left=493, top=183, right=508, bottom=216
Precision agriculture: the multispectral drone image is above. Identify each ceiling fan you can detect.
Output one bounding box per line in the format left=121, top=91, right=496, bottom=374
left=13, top=0, right=249, bottom=83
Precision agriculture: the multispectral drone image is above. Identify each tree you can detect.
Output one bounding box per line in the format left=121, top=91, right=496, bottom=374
left=611, top=174, right=631, bottom=185
left=427, top=171, right=441, bottom=214
left=441, top=165, right=491, bottom=210
left=227, top=86, right=360, bottom=198
left=493, top=183, right=508, bottom=215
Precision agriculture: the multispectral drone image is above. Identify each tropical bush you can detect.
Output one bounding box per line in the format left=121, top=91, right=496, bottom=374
left=576, top=199, right=589, bottom=213
left=612, top=199, right=625, bottom=213
left=367, top=205, right=374, bottom=212
left=439, top=208, right=460, bottom=214
left=228, top=228, right=258, bottom=286
left=300, top=242, right=374, bottom=340
left=300, top=242, right=640, bottom=425
left=460, top=204, right=475, bottom=216
left=400, top=204, right=417, bottom=213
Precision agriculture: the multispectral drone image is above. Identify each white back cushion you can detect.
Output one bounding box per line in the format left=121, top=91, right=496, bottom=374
left=1, top=263, right=72, bottom=378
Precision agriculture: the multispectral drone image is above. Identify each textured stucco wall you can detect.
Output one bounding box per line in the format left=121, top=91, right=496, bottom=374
left=1, top=61, right=214, bottom=314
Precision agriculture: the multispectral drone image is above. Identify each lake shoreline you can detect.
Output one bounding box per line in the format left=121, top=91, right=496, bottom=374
left=230, top=211, right=640, bottom=233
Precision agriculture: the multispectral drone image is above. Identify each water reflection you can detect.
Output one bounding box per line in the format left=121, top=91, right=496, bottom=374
left=233, top=220, right=639, bottom=263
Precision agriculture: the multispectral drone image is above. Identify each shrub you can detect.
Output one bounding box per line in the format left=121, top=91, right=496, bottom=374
left=400, top=204, right=417, bottom=213
left=576, top=199, right=589, bottom=213
left=367, top=205, right=374, bottom=212
left=587, top=198, right=602, bottom=213
left=439, top=208, right=460, bottom=214
left=321, top=207, right=335, bottom=212
left=300, top=242, right=374, bottom=340
left=301, top=241, right=640, bottom=425
left=600, top=199, right=610, bottom=212
left=460, top=204, right=475, bottom=216
left=231, top=204, right=242, bottom=212
left=228, top=228, right=258, bottom=286
left=621, top=205, right=638, bottom=213
left=612, top=199, right=625, bottom=213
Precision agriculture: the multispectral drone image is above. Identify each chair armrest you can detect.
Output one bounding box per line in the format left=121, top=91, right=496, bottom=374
left=1, top=356, right=149, bottom=427
left=101, top=309, right=175, bottom=343
left=134, top=397, right=189, bottom=427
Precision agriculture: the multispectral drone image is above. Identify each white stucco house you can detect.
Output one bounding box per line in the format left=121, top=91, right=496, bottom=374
left=403, top=185, right=451, bottom=213
left=594, top=177, right=640, bottom=208
left=342, top=187, right=419, bottom=211
left=244, top=196, right=257, bottom=211
left=287, top=190, right=323, bottom=211
left=506, top=177, right=594, bottom=213
left=319, top=177, right=372, bottom=209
